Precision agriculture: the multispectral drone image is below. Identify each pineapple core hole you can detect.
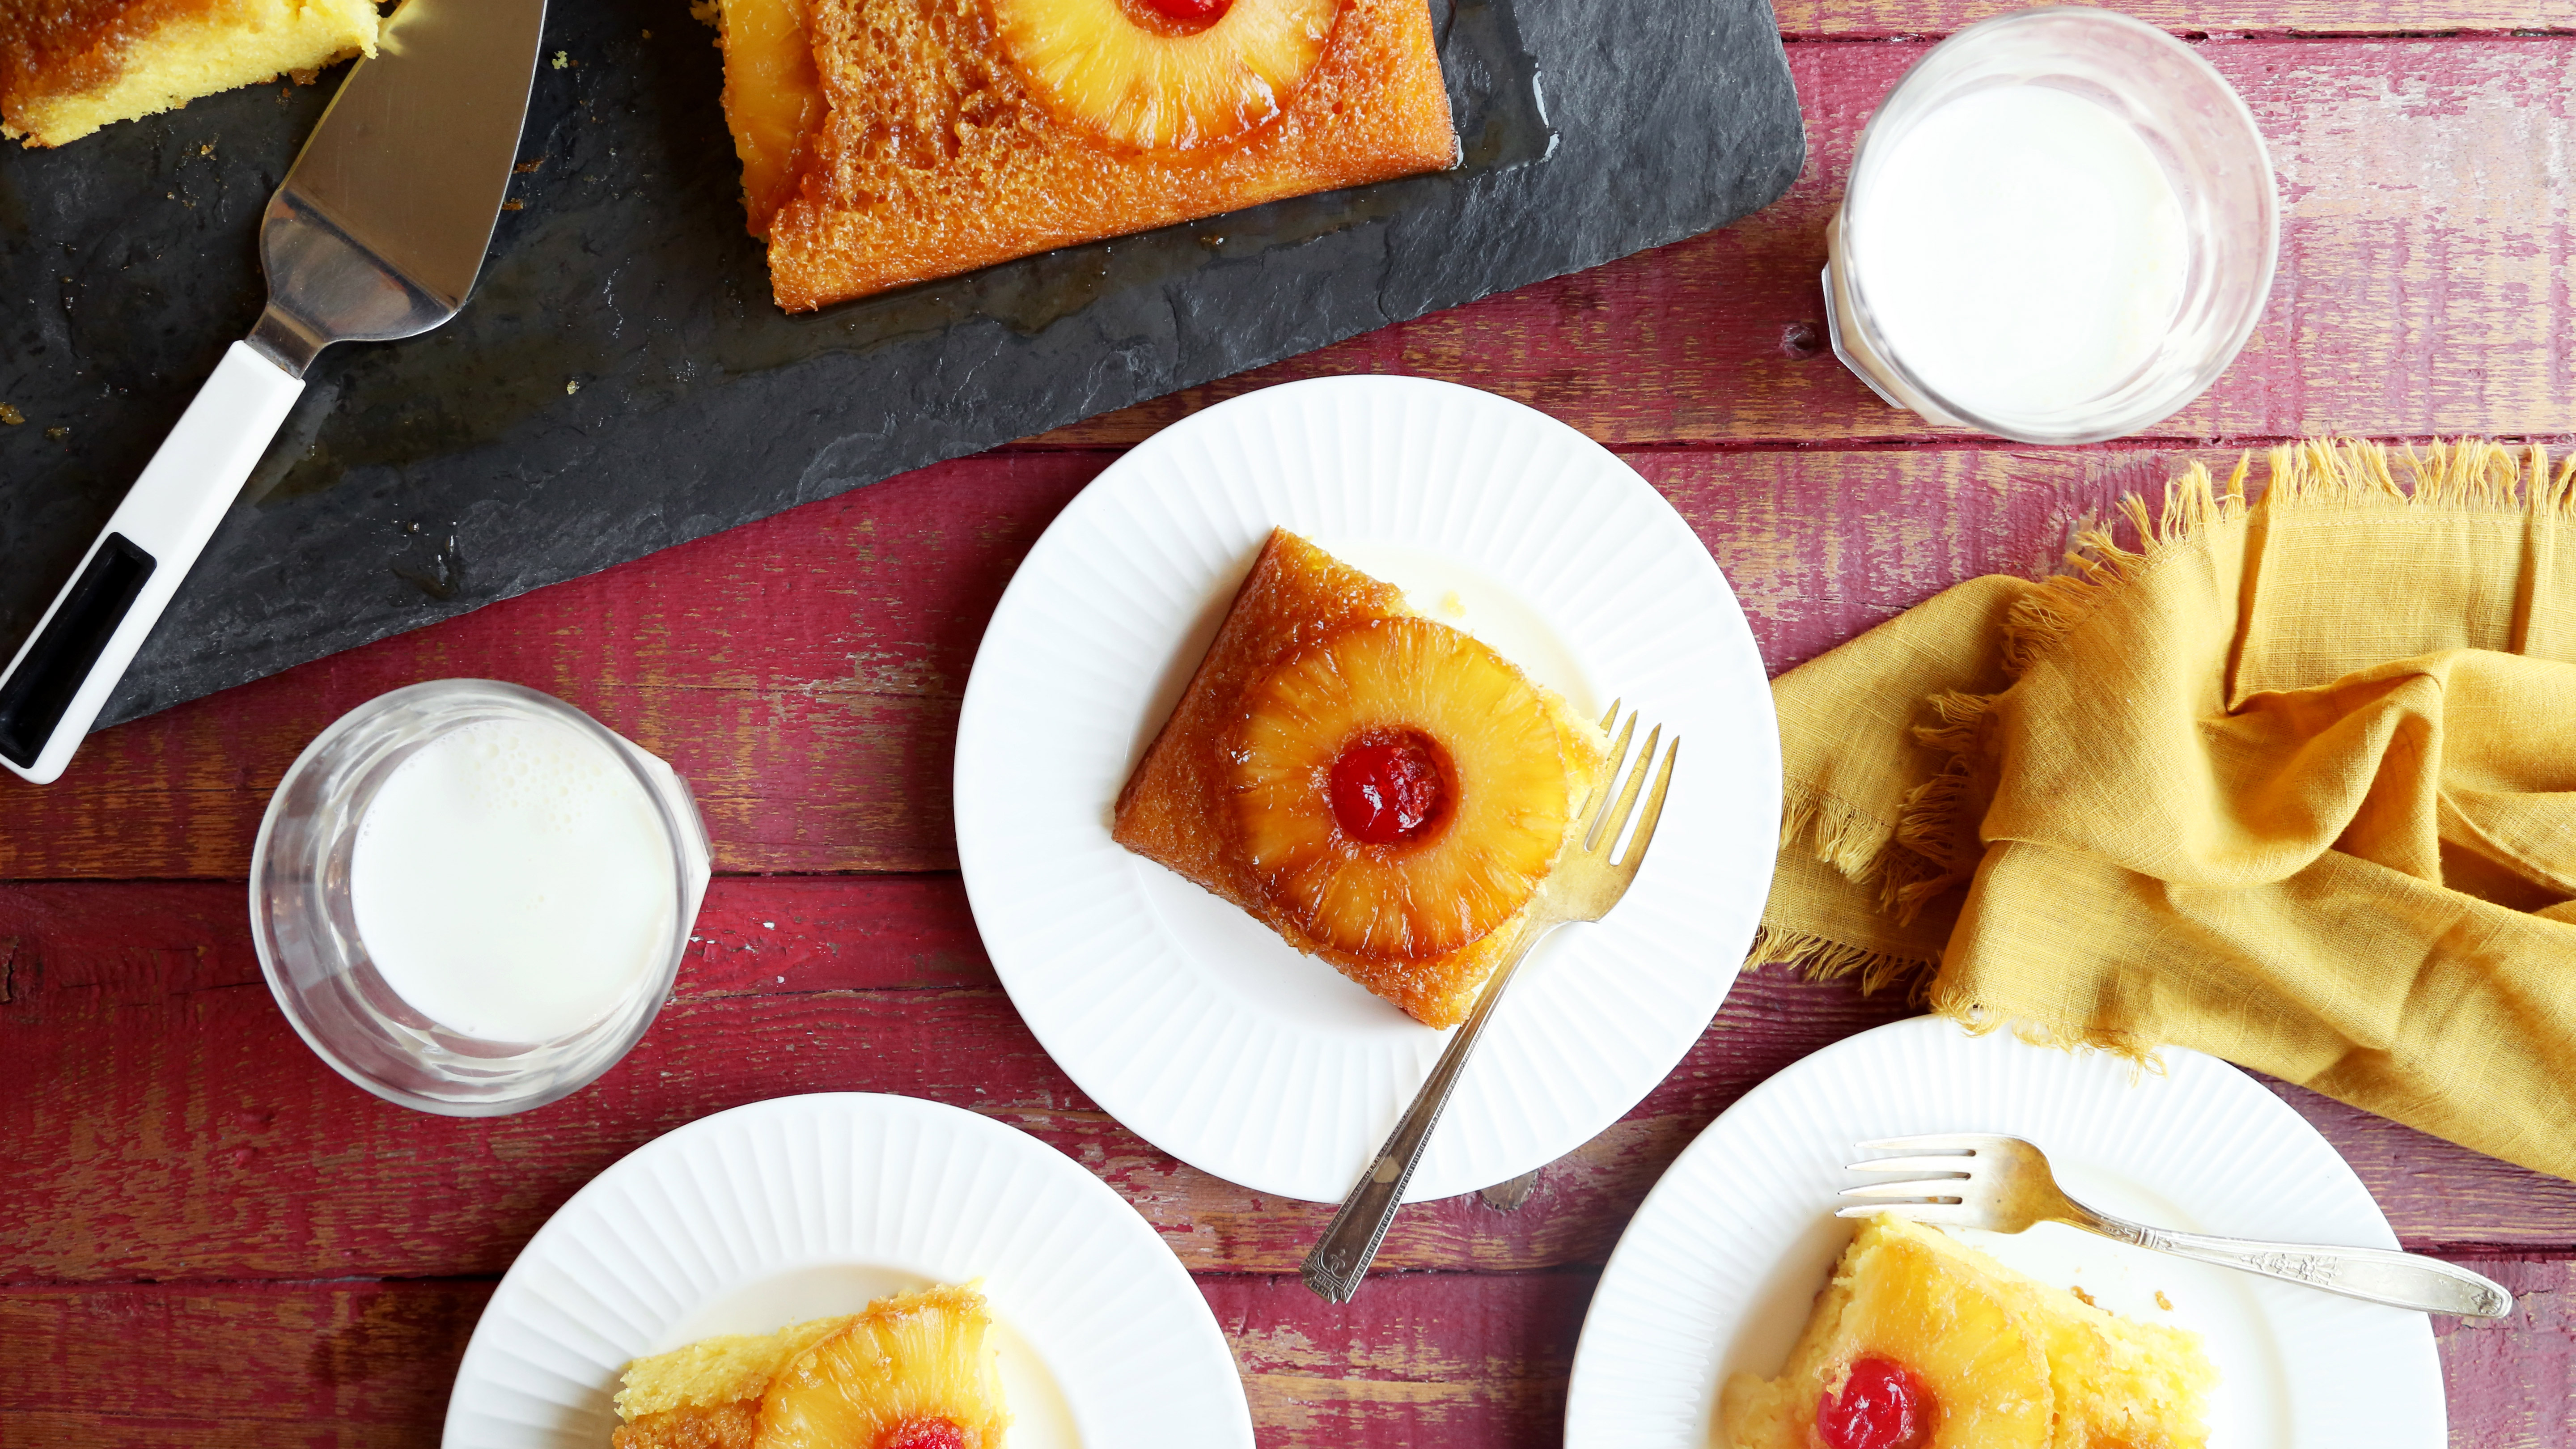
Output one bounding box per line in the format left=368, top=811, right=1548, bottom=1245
left=1327, top=729, right=1451, bottom=846
left=1117, top=0, right=1233, bottom=38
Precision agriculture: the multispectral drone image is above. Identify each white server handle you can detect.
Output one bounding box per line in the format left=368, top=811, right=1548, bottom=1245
left=0, top=341, right=305, bottom=784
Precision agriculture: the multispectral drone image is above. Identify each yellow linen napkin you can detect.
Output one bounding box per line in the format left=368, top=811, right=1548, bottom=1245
left=1757, top=440, right=2576, bottom=1181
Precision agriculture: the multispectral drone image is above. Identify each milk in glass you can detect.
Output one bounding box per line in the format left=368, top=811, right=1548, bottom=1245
left=350, top=715, right=676, bottom=1042
left=1850, top=85, right=2189, bottom=421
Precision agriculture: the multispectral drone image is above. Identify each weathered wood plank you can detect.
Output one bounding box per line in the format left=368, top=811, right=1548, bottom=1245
left=0, top=445, right=2234, bottom=881
left=5, top=1262, right=2569, bottom=1447
left=1030, top=37, right=2576, bottom=449
left=1772, top=0, right=2576, bottom=37
left=0, top=1280, right=483, bottom=1445
left=7, top=878, right=2570, bottom=1286
left=2434, top=1260, right=2576, bottom=1447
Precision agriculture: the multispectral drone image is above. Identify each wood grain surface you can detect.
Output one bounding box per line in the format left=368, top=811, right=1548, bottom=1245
left=9, top=13, right=2576, bottom=1449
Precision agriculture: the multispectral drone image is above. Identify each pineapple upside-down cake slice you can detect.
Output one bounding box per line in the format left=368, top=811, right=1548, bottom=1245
left=1721, top=1214, right=2216, bottom=1449
left=705, top=0, right=1457, bottom=309
left=610, top=1283, right=1008, bottom=1449
left=1113, top=530, right=1610, bottom=1028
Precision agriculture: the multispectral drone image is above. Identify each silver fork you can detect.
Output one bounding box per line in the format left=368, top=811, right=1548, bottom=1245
left=1301, top=703, right=1678, bottom=1303
left=1844, top=1134, right=2513, bottom=1318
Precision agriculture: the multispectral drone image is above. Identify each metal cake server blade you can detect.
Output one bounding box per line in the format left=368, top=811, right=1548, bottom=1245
left=0, top=0, right=548, bottom=784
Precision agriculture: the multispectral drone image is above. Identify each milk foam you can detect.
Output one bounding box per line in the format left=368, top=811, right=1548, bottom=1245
left=1854, top=84, right=2190, bottom=422
left=350, top=716, right=676, bottom=1042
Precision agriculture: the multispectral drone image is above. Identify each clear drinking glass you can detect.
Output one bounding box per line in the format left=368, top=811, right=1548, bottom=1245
left=250, top=679, right=712, bottom=1115
left=1823, top=7, right=2277, bottom=445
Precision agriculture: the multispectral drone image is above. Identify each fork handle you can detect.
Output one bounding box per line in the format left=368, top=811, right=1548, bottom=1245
left=1300, top=920, right=1561, bottom=1303
left=2079, top=1211, right=2513, bottom=1318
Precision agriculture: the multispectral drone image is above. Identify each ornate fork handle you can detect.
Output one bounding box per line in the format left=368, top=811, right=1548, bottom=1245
left=1300, top=917, right=1562, bottom=1304
left=2071, top=1205, right=2512, bottom=1318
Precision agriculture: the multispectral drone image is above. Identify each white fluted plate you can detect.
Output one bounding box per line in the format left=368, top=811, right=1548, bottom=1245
left=1565, top=1016, right=2445, bottom=1448
left=442, top=1093, right=1250, bottom=1449
left=954, top=375, right=1779, bottom=1203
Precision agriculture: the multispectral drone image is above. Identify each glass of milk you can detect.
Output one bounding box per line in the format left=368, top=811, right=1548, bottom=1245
left=1823, top=7, right=2277, bottom=444
left=251, top=680, right=712, bottom=1114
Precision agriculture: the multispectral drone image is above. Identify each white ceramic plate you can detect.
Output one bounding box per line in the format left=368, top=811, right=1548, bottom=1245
left=1563, top=1016, right=2445, bottom=1449
left=953, top=375, right=1779, bottom=1203
left=441, top=1093, right=1251, bottom=1449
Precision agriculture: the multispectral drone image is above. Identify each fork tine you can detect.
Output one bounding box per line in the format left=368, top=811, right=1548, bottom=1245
left=1573, top=700, right=1624, bottom=818
left=1839, top=1178, right=1971, bottom=1202
left=1839, top=1201, right=1976, bottom=1221
left=1855, top=1135, right=2003, bottom=1153
left=1845, top=1155, right=1979, bottom=1177
left=1585, top=712, right=1639, bottom=846
left=1612, top=737, right=1677, bottom=868
left=1588, top=724, right=1661, bottom=853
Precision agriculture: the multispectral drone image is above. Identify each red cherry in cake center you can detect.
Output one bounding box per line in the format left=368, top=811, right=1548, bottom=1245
left=1329, top=733, right=1446, bottom=844
left=1817, top=1356, right=1932, bottom=1449
left=1141, top=0, right=1230, bottom=18
left=876, top=1417, right=968, bottom=1449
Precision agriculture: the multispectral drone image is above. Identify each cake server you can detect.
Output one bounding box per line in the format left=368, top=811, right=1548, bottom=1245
left=0, top=0, right=548, bottom=784
left=1845, top=1133, right=2514, bottom=1318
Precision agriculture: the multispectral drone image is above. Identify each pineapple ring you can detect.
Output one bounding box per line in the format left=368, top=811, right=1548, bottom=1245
left=990, top=0, right=1342, bottom=153
left=751, top=1285, right=1009, bottom=1449
left=1231, top=618, right=1571, bottom=961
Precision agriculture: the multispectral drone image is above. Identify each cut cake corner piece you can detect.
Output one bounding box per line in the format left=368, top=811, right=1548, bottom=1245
left=4, top=0, right=380, bottom=148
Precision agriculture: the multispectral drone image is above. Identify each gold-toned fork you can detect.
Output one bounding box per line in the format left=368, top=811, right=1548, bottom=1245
left=1301, top=702, right=1678, bottom=1303
left=1845, top=1134, right=2514, bottom=1318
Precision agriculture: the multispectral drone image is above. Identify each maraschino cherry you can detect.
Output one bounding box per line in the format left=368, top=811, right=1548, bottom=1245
left=1328, top=734, right=1445, bottom=844
left=1816, top=1356, right=1932, bottom=1449
left=1141, top=0, right=1229, bottom=18
left=876, top=1417, right=968, bottom=1449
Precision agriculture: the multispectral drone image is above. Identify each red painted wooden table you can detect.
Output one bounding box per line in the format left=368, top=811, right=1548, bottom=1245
left=10, top=6, right=2576, bottom=1445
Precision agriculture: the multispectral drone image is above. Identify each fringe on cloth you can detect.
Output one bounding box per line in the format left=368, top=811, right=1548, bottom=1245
left=1757, top=438, right=2567, bottom=1000
left=1745, top=922, right=1937, bottom=997
left=1919, top=983, right=2167, bottom=1069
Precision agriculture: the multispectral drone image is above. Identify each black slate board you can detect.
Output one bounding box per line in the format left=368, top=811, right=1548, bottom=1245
left=0, top=0, right=1802, bottom=730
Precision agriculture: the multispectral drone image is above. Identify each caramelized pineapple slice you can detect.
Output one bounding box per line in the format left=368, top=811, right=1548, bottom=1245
left=1833, top=1229, right=2054, bottom=1447
left=990, top=0, right=1339, bottom=151
left=752, top=1284, right=1008, bottom=1449
left=714, top=0, right=828, bottom=236
left=1231, top=618, right=1571, bottom=961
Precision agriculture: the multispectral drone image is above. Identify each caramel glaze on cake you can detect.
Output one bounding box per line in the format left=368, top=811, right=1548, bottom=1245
left=713, top=0, right=1457, bottom=311
left=1113, top=530, right=1606, bottom=1028
left=3, top=0, right=378, bottom=147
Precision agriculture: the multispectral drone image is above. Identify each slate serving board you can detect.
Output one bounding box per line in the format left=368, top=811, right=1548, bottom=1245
left=0, top=0, right=1802, bottom=730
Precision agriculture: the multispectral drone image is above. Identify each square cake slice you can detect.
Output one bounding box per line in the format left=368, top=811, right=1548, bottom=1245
left=1720, top=1213, right=2217, bottom=1449
left=710, top=0, right=1457, bottom=310
left=1114, top=529, right=1607, bottom=1028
